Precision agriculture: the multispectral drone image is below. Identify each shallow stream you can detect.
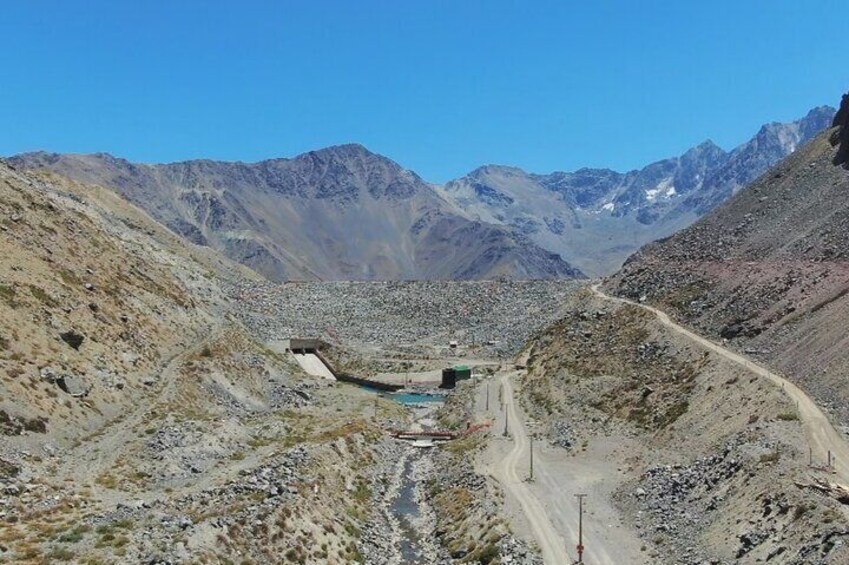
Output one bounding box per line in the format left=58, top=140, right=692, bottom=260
left=390, top=456, right=425, bottom=563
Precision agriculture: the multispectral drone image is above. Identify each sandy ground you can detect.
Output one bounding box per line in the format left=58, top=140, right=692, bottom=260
left=591, top=284, right=849, bottom=484
left=476, top=371, right=645, bottom=565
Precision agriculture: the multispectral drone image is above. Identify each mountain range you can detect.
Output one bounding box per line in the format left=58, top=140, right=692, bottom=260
left=442, top=105, right=835, bottom=275
left=8, top=105, right=835, bottom=281
left=9, top=146, right=581, bottom=281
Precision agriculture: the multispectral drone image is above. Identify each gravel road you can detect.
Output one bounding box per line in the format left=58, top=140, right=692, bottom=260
left=592, top=283, right=849, bottom=484
left=493, top=371, right=573, bottom=564
left=488, top=371, right=645, bottom=564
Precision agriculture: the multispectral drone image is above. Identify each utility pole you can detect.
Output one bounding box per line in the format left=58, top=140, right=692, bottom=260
left=485, top=381, right=490, bottom=411
left=503, top=407, right=509, bottom=437
left=575, top=493, right=587, bottom=563
left=499, top=383, right=503, bottom=411
left=529, top=435, right=534, bottom=481
left=374, top=395, right=379, bottom=420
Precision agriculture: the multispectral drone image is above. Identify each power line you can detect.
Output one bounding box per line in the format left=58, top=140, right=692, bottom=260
left=575, top=493, right=587, bottom=563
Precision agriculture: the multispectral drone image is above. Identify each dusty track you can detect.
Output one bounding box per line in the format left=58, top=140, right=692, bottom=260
left=55, top=323, right=225, bottom=489
left=494, top=372, right=574, bottom=564
left=490, top=372, right=643, bottom=564
left=591, top=283, right=849, bottom=482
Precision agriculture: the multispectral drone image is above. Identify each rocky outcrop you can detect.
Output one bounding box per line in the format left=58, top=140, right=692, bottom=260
left=831, top=92, right=849, bottom=167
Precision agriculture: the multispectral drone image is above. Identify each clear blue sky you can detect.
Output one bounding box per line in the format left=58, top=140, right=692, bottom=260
left=0, top=1, right=844, bottom=182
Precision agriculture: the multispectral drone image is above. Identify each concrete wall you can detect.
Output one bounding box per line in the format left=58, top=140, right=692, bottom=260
left=286, top=337, right=329, bottom=351
left=336, top=373, right=403, bottom=392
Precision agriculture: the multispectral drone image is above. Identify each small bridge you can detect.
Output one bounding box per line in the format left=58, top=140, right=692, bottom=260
left=391, top=430, right=457, bottom=442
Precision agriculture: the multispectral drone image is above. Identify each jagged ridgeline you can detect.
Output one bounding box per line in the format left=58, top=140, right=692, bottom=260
left=8, top=146, right=583, bottom=282
left=9, top=104, right=834, bottom=283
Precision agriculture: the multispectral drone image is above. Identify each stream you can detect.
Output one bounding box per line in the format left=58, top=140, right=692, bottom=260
left=391, top=455, right=426, bottom=563
left=388, top=400, right=443, bottom=564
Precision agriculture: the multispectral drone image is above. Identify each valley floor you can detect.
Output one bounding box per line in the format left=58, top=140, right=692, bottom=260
left=6, top=277, right=849, bottom=564
left=478, top=370, right=645, bottom=565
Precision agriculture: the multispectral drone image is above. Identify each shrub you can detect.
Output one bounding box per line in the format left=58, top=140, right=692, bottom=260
left=0, top=284, right=17, bottom=307
left=759, top=450, right=780, bottom=464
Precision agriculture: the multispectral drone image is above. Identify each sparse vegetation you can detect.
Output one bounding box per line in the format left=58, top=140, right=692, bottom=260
left=0, top=284, right=17, bottom=307
left=57, top=269, right=81, bottom=287
left=759, top=450, right=781, bottom=464
left=28, top=284, right=56, bottom=306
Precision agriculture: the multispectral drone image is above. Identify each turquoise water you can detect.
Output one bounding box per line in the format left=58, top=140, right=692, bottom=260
left=390, top=392, right=445, bottom=404
left=355, top=383, right=445, bottom=404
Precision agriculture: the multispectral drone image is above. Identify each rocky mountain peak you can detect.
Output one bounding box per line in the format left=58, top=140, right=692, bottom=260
left=466, top=164, right=529, bottom=180
left=299, top=142, right=373, bottom=161
left=685, top=139, right=725, bottom=157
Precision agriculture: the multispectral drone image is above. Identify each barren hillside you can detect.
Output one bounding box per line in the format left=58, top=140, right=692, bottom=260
left=0, top=163, right=418, bottom=563
left=606, top=92, right=849, bottom=427
left=0, top=160, right=236, bottom=441
left=518, top=288, right=849, bottom=563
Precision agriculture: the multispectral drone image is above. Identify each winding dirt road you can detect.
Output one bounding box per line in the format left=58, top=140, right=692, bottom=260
left=591, top=283, right=849, bottom=482
left=494, top=372, right=574, bottom=564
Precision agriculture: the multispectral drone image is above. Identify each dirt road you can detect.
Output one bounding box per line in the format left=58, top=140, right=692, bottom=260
left=493, top=372, right=574, bottom=564
left=489, top=372, right=645, bottom=565
left=591, top=283, right=849, bottom=483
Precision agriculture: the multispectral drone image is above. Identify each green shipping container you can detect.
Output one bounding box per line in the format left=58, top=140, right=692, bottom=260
left=454, top=365, right=472, bottom=381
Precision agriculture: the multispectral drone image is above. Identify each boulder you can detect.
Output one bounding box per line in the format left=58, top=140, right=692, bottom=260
left=59, top=330, right=84, bottom=350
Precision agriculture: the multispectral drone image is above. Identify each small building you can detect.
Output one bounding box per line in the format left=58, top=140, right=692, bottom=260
left=449, top=340, right=458, bottom=349
left=440, top=368, right=457, bottom=389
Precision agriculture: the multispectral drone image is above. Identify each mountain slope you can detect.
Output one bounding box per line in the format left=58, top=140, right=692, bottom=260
left=0, top=158, right=246, bottom=441
left=605, top=92, right=849, bottom=426
left=0, top=160, right=452, bottom=563
left=442, top=106, right=835, bottom=276
left=10, top=145, right=583, bottom=281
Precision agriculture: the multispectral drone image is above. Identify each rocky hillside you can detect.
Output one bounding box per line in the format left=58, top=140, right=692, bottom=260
left=443, top=106, right=835, bottom=275
left=0, top=160, right=246, bottom=440
left=606, top=92, right=849, bottom=427
left=520, top=289, right=849, bottom=564
left=230, top=278, right=583, bottom=356
left=0, top=158, right=497, bottom=564
left=10, top=145, right=583, bottom=282
left=0, top=161, right=372, bottom=563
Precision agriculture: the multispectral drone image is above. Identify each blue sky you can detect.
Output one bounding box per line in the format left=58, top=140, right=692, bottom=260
left=0, top=1, right=844, bottom=181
